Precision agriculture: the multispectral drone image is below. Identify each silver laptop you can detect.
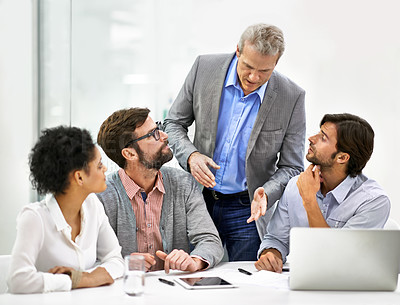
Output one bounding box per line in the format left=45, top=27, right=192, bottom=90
left=289, top=228, right=400, bottom=291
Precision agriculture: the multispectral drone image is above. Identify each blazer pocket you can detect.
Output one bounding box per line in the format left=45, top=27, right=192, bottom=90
left=252, top=129, right=284, bottom=157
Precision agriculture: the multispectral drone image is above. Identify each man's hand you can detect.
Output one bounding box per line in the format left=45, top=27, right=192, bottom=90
left=297, top=164, right=329, bottom=227
left=188, top=152, right=220, bottom=188
left=254, top=249, right=283, bottom=273
left=247, top=187, right=268, bottom=223
left=296, top=164, right=321, bottom=204
left=156, top=250, right=206, bottom=274
left=130, top=252, right=156, bottom=272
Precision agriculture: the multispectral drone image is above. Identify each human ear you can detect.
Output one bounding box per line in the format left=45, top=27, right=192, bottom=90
left=121, top=147, right=136, bottom=161
left=337, top=153, right=350, bottom=164
left=73, top=170, right=84, bottom=186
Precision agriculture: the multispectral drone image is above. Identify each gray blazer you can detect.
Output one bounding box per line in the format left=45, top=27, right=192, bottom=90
left=96, top=166, right=224, bottom=268
left=164, top=53, right=306, bottom=237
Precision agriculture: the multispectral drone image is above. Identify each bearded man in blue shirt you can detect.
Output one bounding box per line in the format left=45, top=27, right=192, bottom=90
left=249, top=113, right=390, bottom=272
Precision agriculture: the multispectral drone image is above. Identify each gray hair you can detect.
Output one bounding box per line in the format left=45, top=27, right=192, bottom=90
left=238, top=23, right=285, bottom=59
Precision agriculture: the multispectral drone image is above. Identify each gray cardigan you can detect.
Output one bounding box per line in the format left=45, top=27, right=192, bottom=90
left=96, top=166, right=224, bottom=268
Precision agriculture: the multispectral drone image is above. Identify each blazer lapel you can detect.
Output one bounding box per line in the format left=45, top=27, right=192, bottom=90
left=203, top=53, right=235, bottom=157
left=246, top=71, right=278, bottom=160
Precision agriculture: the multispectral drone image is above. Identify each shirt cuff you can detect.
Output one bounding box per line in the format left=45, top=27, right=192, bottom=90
left=190, top=255, right=210, bottom=270
left=43, top=273, right=72, bottom=292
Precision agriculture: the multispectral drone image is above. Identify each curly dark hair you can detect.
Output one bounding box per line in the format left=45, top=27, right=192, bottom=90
left=29, top=126, right=96, bottom=195
left=321, top=113, right=374, bottom=177
left=97, top=108, right=150, bottom=168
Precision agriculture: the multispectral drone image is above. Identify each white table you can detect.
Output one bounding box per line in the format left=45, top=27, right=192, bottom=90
left=1, top=262, right=399, bottom=305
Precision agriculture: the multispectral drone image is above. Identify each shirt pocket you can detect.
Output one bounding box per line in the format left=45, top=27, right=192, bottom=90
left=326, top=217, right=347, bottom=228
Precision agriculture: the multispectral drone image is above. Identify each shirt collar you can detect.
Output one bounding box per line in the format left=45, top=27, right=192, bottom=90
left=45, top=194, right=69, bottom=231
left=225, top=55, right=268, bottom=103
left=318, top=175, right=357, bottom=205
left=118, top=168, right=165, bottom=200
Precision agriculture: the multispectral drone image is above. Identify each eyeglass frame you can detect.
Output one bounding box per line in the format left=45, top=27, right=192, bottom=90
left=124, top=121, right=162, bottom=148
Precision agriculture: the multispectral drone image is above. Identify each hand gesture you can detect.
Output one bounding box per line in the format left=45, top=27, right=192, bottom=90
left=188, top=152, right=220, bottom=188
left=156, top=250, right=205, bottom=274
left=247, top=187, right=267, bottom=223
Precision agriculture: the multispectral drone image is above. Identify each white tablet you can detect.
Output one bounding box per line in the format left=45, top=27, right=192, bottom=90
left=174, top=277, right=237, bottom=289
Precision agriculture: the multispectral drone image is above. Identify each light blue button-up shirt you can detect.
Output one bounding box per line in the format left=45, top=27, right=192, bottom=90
left=258, top=173, right=391, bottom=262
left=211, top=56, right=268, bottom=194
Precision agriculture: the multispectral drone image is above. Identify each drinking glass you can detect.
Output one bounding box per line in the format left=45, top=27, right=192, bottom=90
left=124, top=255, right=145, bottom=296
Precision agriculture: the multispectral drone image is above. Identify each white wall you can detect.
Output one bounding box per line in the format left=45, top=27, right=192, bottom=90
left=0, top=0, right=34, bottom=254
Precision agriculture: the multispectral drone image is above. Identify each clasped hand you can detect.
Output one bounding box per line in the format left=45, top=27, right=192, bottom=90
left=48, top=266, right=113, bottom=288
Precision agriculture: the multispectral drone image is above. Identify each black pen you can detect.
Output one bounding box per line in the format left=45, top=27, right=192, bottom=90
left=158, top=278, right=175, bottom=286
left=238, top=268, right=252, bottom=275
left=282, top=267, right=290, bottom=272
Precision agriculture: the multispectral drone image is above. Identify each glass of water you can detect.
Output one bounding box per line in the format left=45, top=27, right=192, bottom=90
left=124, top=255, right=145, bottom=296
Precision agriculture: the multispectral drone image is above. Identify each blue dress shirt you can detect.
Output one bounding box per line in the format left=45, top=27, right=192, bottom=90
left=258, top=173, right=391, bottom=262
left=212, top=56, right=268, bottom=194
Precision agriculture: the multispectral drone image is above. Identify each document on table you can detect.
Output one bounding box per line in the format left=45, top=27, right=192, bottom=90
left=230, top=270, right=289, bottom=290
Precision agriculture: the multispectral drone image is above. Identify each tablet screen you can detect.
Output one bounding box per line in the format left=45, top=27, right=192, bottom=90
left=181, top=277, right=231, bottom=286
left=175, top=277, right=236, bottom=289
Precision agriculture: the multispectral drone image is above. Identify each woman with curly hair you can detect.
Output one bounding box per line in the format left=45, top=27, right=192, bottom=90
left=7, top=126, right=124, bottom=293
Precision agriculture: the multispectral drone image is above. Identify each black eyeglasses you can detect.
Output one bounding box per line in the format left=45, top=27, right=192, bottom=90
left=124, top=121, right=162, bottom=148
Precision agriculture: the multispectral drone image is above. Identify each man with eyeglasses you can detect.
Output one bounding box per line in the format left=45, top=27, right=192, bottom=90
left=96, top=107, right=224, bottom=273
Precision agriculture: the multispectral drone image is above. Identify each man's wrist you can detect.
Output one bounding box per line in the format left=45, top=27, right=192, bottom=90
left=187, top=151, right=199, bottom=172
left=260, top=248, right=282, bottom=260
left=302, top=196, right=318, bottom=209
left=192, top=256, right=208, bottom=271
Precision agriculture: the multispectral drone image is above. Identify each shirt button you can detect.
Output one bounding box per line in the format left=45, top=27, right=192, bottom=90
left=147, top=224, right=151, bottom=228
left=149, top=245, right=153, bottom=249
left=136, top=227, right=139, bottom=231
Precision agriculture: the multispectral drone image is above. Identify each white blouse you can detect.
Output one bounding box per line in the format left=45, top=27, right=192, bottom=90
left=7, top=193, right=124, bottom=293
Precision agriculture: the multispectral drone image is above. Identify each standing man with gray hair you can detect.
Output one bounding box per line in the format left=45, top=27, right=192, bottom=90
left=164, top=23, right=306, bottom=261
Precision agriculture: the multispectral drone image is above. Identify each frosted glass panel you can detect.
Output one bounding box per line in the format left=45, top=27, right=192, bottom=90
left=39, top=0, right=71, bottom=128
left=38, top=0, right=400, bottom=223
